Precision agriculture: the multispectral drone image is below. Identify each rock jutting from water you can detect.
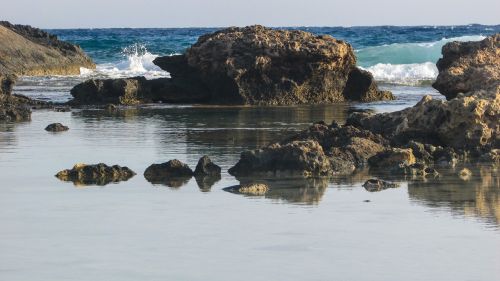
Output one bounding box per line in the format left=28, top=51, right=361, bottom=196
left=55, top=163, right=136, bottom=186
left=69, top=25, right=393, bottom=105
left=143, top=159, right=194, bottom=187
left=229, top=34, right=499, bottom=178
left=45, top=123, right=69, bottom=132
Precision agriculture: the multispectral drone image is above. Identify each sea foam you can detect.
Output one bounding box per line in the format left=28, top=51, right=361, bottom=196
left=81, top=43, right=170, bottom=79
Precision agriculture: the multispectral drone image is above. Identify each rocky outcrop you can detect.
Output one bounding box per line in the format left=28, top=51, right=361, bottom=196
left=347, top=93, right=499, bottom=151
left=0, top=21, right=95, bottom=76
left=151, top=25, right=392, bottom=105
left=55, top=163, right=136, bottom=185
left=229, top=122, right=390, bottom=177
left=45, top=123, right=69, bottom=132
left=433, top=34, right=499, bottom=100
left=144, top=159, right=194, bottom=186
left=194, top=156, right=221, bottom=177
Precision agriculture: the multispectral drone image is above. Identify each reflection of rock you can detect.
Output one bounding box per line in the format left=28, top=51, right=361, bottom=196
left=195, top=174, right=221, bottom=192
left=433, top=34, right=499, bottom=100
left=55, top=163, right=135, bottom=186
left=143, top=159, right=194, bottom=187
left=408, top=165, right=500, bottom=227
left=45, top=123, right=69, bottom=132
left=224, top=177, right=328, bottom=204
left=363, top=179, right=399, bottom=192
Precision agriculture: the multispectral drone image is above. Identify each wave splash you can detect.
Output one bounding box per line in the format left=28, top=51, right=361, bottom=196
left=81, top=43, right=170, bottom=79
left=357, top=35, right=485, bottom=85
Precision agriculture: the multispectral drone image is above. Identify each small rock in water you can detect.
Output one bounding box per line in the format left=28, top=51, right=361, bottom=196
left=53, top=106, right=71, bottom=112
left=238, top=183, right=269, bottom=195
left=144, top=159, right=193, bottom=186
left=194, top=155, right=221, bottom=177
left=458, top=168, right=472, bottom=181
left=45, top=123, right=69, bottom=132
left=363, top=179, right=399, bottom=192
left=55, top=163, right=136, bottom=186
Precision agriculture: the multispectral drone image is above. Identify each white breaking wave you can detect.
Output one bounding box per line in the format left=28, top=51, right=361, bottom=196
left=363, top=62, right=438, bottom=85
left=81, top=44, right=170, bottom=79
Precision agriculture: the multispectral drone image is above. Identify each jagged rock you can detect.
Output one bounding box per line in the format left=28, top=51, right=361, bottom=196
left=55, top=163, right=136, bottom=185
left=347, top=94, right=500, bottom=151
left=0, top=21, right=95, bottom=75
left=368, top=148, right=416, bottom=168
left=363, top=179, right=399, bottom=192
left=342, top=68, right=394, bottom=102
left=153, top=25, right=391, bottom=105
left=144, top=159, right=194, bottom=185
left=433, top=34, right=499, bottom=100
left=229, top=140, right=332, bottom=177
left=0, top=94, right=31, bottom=121
left=194, top=155, right=221, bottom=177
left=229, top=122, right=389, bottom=176
left=45, top=123, right=69, bottom=132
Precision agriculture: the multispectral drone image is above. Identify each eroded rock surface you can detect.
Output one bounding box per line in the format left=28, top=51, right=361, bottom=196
left=433, top=34, right=499, bottom=100
left=55, top=163, right=136, bottom=185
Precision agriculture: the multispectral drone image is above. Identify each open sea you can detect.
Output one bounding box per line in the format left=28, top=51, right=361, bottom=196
left=1, top=25, right=500, bottom=281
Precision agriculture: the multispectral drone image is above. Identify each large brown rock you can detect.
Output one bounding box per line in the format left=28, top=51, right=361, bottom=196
left=153, top=25, right=391, bottom=105
left=347, top=94, right=500, bottom=151
left=433, top=34, right=499, bottom=100
left=0, top=21, right=95, bottom=76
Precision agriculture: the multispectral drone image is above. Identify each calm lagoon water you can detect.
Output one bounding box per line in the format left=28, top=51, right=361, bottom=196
left=0, top=101, right=499, bottom=281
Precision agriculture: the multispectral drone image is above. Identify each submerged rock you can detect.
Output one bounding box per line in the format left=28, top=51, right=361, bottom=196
left=433, top=34, right=499, bottom=100
left=45, top=123, right=69, bottom=132
left=55, top=163, right=136, bottom=185
left=225, top=183, right=269, bottom=196
left=144, top=159, right=194, bottom=186
left=363, top=179, right=399, bottom=192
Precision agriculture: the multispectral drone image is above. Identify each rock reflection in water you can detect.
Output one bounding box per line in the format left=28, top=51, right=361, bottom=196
left=225, top=177, right=328, bottom=205
left=408, top=165, right=500, bottom=227
left=195, top=174, right=221, bottom=192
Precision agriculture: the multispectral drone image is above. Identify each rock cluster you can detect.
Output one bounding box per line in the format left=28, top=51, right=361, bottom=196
left=55, top=163, right=136, bottom=185
left=69, top=25, right=392, bottom=105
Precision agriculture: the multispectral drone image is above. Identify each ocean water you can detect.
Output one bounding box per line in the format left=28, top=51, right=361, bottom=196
left=2, top=26, right=500, bottom=281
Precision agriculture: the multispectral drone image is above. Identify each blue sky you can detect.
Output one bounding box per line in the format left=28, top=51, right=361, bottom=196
left=1, top=0, right=499, bottom=28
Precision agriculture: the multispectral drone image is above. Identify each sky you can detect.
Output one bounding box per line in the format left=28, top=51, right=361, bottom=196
left=1, top=0, right=499, bottom=28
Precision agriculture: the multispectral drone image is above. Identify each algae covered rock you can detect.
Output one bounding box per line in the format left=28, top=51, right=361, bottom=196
left=55, top=163, right=136, bottom=185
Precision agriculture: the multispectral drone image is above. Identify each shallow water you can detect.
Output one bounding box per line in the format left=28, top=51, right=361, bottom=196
left=0, top=104, right=499, bottom=281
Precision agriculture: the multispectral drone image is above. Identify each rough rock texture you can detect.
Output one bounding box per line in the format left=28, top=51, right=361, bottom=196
left=0, top=94, right=32, bottom=121
left=143, top=159, right=194, bottom=185
left=153, top=25, right=392, bottom=105
left=363, top=179, right=399, bottom=192
left=433, top=34, right=499, bottom=100
left=368, top=148, right=416, bottom=168
left=347, top=94, right=500, bottom=151
left=229, top=122, right=390, bottom=177
left=342, top=68, right=394, bottom=102
left=69, top=77, right=201, bottom=105
left=45, top=123, right=69, bottom=132
left=194, top=155, right=221, bottom=177
left=0, top=21, right=95, bottom=75
left=0, top=74, right=16, bottom=95
left=55, top=163, right=136, bottom=186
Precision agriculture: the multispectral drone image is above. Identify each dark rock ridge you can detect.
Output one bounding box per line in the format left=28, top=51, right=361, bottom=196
left=55, top=163, right=136, bottom=186
left=45, top=123, right=69, bottom=132
left=433, top=34, right=499, bottom=100
left=69, top=25, right=392, bottom=105
left=194, top=155, right=222, bottom=177
left=0, top=21, right=95, bottom=76
left=144, top=159, right=194, bottom=186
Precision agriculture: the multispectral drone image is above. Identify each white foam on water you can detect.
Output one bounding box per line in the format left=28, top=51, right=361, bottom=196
left=81, top=43, right=171, bottom=79
left=362, top=62, right=438, bottom=85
